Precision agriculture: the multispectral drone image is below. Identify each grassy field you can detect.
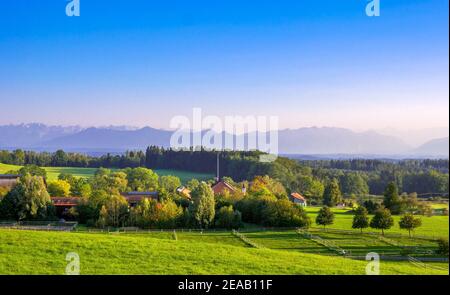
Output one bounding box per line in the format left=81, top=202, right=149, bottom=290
left=0, top=163, right=214, bottom=183
left=305, top=207, right=449, bottom=239
left=0, top=229, right=447, bottom=275
left=1, top=163, right=448, bottom=274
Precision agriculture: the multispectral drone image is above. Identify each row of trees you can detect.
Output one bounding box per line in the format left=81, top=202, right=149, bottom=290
left=315, top=205, right=422, bottom=237
left=304, top=161, right=449, bottom=196
left=301, top=159, right=449, bottom=173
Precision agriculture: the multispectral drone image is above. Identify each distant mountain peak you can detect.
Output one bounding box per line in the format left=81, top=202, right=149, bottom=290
left=0, top=123, right=445, bottom=157
left=412, top=137, right=449, bottom=157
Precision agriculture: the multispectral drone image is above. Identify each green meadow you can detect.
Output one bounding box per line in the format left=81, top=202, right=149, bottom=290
left=0, top=163, right=213, bottom=183
left=0, top=229, right=448, bottom=275
left=305, top=207, right=449, bottom=239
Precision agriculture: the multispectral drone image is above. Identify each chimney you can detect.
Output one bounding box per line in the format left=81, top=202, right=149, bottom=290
left=241, top=184, right=247, bottom=194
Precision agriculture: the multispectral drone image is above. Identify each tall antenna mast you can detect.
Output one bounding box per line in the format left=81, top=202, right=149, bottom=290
left=216, top=152, right=220, bottom=182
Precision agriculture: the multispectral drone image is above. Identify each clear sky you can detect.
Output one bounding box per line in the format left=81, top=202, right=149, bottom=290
left=0, top=0, right=448, bottom=131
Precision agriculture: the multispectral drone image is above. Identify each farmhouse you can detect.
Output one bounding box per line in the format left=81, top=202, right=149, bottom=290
left=211, top=180, right=237, bottom=195
left=176, top=186, right=192, bottom=199
left=289, top=192, right=307, bottom=207
left=0, top=174, right=20, bottom=189
left=121, top=191, right=159, bottom=207
left=51, top=197, right=80, bottom=217
left=50, top=191, right=160, bottom=217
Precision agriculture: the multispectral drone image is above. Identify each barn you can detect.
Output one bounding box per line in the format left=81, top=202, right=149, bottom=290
left=289, top=192, right=307, bottom=207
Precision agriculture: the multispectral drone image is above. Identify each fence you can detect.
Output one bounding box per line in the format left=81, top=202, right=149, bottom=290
left=76, top=227, right=239, bottom=234
left=310, top=226, right=442, bottom=241
left=0, top=221, right=78, bottom=232
left=232, top=230, right=264, bottom=249
left=297, top=228, right=348, bottom=256
left=407, top=255, right=449, bottom=271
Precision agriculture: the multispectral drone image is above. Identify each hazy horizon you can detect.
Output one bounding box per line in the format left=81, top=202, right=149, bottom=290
left=0, top=0, right=448, bottom=131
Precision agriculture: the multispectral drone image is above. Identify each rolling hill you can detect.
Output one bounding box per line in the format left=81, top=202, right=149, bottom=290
left=0, top=229, right=447, bottom=275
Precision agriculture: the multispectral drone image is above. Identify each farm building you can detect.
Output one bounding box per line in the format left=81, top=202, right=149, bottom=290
left=121, top=191, right=159, bottom=207
left=0, top=174, right=20, bottom=189
left=289, top=192, right=307, bottom=207
left=50, top=191, right=160, bottom=217
left=51, top=197, right=80, bottom=218
left=211, top=180, right=237, bottom=195
left=176, top=186, right=191, bottom=199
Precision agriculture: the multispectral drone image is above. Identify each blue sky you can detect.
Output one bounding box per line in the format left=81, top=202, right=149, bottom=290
left=0, top=0, right=448, bottom=130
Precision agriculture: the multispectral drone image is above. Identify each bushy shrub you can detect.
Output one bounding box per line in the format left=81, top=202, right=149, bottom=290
left=236, top=195, right=310, bottom=228
left=47, top=180, right=71, bottom=197
left=362, top=200, right=381, bottom=214
left=132, top=198, right=183, bottom=229
left=0, top=174, right=53, bottom=221
left=215, top=205, right=242, bottom=229
left=437, top=238, right=449, bottom=256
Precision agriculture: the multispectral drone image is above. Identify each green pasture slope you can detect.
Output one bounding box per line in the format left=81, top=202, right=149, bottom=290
left=0, top=229, right=448, bottom=275
left=0, top=163, right=213, bottom=183
left=305, top=207, right=449, bottom=239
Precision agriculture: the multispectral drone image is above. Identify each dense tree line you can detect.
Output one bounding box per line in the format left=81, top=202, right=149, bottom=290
left=1, top=148, right=448, bottom=197
left=301, top=159, right=449, bottom=173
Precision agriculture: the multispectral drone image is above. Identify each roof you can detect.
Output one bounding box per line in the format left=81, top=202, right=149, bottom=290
left=51, top=197, right=81, bottom=207
left=211, top=180, right=237, bottom=195
left=123, top=191, right=158, bottom=196
left=0, top=174, right=20, bottom=179
left=290, top=192, right=306, bottom=202
left=121, top=192, right=159, bottom=203
left=176, top=186, right=192, bottom=199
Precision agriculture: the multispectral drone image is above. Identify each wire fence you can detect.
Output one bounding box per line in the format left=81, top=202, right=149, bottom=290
left=0, top=221, right=78, bottom=232
left=232, top=230, right=264, bottom=249
left=310, top=226, right=443, bottom=241
left=75, top=227, right=238, bottom=234
left=407, top=255, right=449, bottom=271
left=297, top=228, right=348, bottom=256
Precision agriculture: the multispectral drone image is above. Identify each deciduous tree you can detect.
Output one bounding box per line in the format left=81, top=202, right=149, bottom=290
left=370, top=208, right=394, bottom=236
left=352, top=206, right=369, bottom=233
left=399, top=213, right=422, bottom=238
left=190, top=182, right=215, bottom=228
left=316, top=206, right=334, bottom=229
left=323, top=179, right=342, bottom=207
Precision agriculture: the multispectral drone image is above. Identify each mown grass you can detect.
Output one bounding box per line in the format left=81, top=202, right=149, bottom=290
left=305, top=207, right=449, bottom=239
left=308, top=230, right=408, bottom=256
left=0, top=229, right=447, bottom=275
left=0, top=163, right=213, bottom=183
left=242, top=230, right=332, bottom=254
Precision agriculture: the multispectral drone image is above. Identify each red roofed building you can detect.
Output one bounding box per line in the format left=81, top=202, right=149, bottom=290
left=0, top=174, right=20, bottom=189
left=51, top=197, right=81, bottom=218
left=51, top=197, right=80, bottom=207
left=289, top=192, right=307, bottom=207
left=121, top=191, right=159, bottom=207
left=211, top=180, right=237, bottom=195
